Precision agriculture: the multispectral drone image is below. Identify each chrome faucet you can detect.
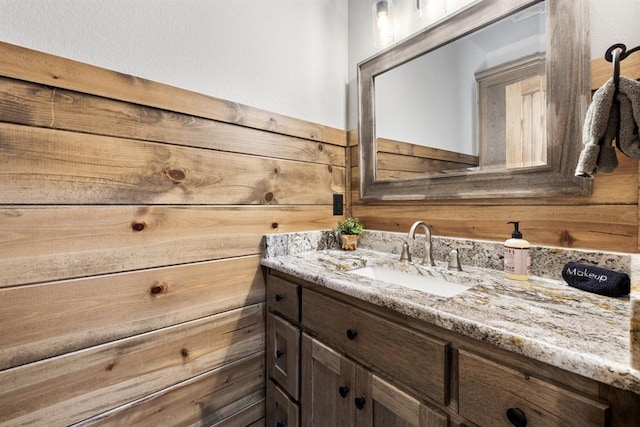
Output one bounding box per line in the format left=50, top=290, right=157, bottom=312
left=407, top=221, right=436, bottom=266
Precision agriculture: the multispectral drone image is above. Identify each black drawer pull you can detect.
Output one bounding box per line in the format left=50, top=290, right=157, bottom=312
left=338, top=386, right=350, bottom=398
left=346, top=329, right=358, bottom=340
left=354, top=396, right=366, bottom=410
left=274, top=294, right=284, bottom=302
left=276, top=349, right=285, bottom=359
left=506, top=407, right=527, bottom=427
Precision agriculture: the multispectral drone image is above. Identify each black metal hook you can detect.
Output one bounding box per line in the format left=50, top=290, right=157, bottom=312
left=612, top=47, right=621, bottom=89
left=605, top=43, right=640, bottom=63
left=604, top=43, right=640, bottom=90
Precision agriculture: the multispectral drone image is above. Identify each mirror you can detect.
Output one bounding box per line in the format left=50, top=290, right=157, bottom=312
left=358, top=0, right=591, bottom=200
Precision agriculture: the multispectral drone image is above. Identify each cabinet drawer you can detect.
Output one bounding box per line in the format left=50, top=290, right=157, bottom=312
left=267, top=275, right=300, bottom=323
left=267, top=312, right=300, bottom=400
left=267, top=380, right=299, bottom=427
left=458, top=350, right=609, bottom=427
left=302, top=289, right=449, bottom=405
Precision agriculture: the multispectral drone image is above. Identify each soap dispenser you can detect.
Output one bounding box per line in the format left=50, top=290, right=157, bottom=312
left=504, top=221, right=530, bottom=281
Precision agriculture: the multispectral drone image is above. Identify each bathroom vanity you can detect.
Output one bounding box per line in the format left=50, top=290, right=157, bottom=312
left=262, top=231, right=640, bottom=426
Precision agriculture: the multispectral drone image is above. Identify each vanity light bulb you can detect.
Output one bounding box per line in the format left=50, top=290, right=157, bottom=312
left=373, top=0, right=395, bottom=48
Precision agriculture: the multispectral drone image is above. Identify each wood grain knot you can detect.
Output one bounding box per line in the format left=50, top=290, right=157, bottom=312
left=106, top=363, right=115, bottom=372
left=181, top=348, right=189, bottom=358
left=327, top=165, right=333, bottom=173
left=265, top=192, right=274, bottom=202
left=150, top=284, right=164, bottom=295
left=317, top=143, right=324, bottom=151
left=168, top=169, right=186, bottom=181
left=271, top=222, right=279, bottom=229
left=131, top=221, right=146, bottom=232
left=559, top=230, right=575, bottom=247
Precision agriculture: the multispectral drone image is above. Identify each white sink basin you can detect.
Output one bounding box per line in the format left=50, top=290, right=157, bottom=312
left=349, top=266, right=471, bottom=298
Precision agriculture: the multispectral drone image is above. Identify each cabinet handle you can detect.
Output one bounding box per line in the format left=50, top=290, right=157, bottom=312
left=346, top=329, right=358, bottom=340
left=275, top=294, right=284, bottom=302
left=354, top=396, right=366, bottom=410
left=276, top=422, right=285, bottom=427
left=276, top=349, right=285, bottom=359
left=506, top=407, right=527, bottom=427
left=338, top=386, right=350, bottom=398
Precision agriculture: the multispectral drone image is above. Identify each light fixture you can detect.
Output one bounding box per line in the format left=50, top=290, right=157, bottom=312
left=372, top=0, right=394, bottom=48
left=418, top=0, right=447, bottom=24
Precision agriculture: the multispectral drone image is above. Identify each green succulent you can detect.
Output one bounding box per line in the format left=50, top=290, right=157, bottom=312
left=336, top=217, right=364, bottom=235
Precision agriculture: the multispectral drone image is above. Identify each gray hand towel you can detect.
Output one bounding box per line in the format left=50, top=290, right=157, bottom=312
left=617, top=76, right=640, bottom=159
left=575, top=78, right=619, bottom=178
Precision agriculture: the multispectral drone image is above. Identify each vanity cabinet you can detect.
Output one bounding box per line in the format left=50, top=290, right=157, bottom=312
left=302, top=333, right=448, bottom=427
left=266, top=270, right=639, bottom=427
left=266, top=275, right=301, bottom=427
left=458, top=350, right=609, bottom=427
left=301, top=288, right=450, bottom=406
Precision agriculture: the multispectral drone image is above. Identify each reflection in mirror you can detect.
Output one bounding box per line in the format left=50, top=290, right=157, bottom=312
left=358, top=0, right=591, bottom=200
left=374, top=2, right=546, bottom=178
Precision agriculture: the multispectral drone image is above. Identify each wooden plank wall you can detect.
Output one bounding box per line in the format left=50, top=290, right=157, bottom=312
left=0, top=41, right=346, bottom=425
left=350, top=58, right=640, bottom=253
left=376, top=137, right=479, bottom=179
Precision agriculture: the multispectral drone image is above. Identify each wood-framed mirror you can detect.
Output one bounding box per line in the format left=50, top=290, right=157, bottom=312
left=357, top=0, right=591, bottom=201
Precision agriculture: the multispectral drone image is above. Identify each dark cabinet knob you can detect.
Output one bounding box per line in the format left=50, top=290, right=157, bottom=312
left=506, top=407, right=527, bottom=427
left=354, top=396, right=366, bottom=410
left=276, top=349, right=285, bottom=359
left=275, top=294, right=284, bottom=302
left=338, top=386, right=350, bottom=398
left=346, top=329, right=358, bottom=340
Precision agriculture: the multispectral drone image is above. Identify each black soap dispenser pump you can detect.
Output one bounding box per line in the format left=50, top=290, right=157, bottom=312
left=504, top=221, right=531, bottom=280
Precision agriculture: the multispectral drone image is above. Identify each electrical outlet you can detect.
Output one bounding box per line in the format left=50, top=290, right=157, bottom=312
left=333, top=193, right=344, bottom=216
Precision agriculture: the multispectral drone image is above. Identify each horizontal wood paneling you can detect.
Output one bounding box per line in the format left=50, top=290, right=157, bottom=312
left=353, top=203, right=637, bottom=253
left=378, top=137, right=479, bottom=164
left=0, top=40, right=347, bottom=424
left=0, top=123, right=344, bottom=205
left=0, top=76, right=344, bottom=167
left=80, top=352, right=265, bottom=426
left=0, top=256, right=264, bottom=370
left=0, top=42, right=345, bottom=146
left=0, top=205, right=336, bottom=287
left=0, top=303, right=264, bottom=426
left=212, top=400, right=266, bottom=427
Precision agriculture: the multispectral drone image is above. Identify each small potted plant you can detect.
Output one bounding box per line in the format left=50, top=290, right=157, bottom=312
left=335, top=217, right=364, bottom=250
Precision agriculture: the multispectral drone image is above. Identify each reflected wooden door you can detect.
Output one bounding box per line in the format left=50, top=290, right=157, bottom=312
left=505, top=74, right=547, bottom=168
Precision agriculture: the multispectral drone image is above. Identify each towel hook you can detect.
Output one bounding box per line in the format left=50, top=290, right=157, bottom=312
left=604, top=43, right=640, bottom=92
left=605, top=43, right=640, bottom=63
left=605, top=44, right=625, bottom=90
left=605, top=43, right=640, bottom=89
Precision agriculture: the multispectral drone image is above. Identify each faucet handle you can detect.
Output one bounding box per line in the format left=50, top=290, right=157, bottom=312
left=448, top=248, right=462, bottom=271
left=399, top=241, right=412, bottom=263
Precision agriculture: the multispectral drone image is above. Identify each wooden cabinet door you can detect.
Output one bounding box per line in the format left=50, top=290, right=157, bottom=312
left=301, top=334, right=357, bottom=427
left=267, top=312, right=300, bottom=400
left=267, top=380, right=299, bottom=427
left=356, top=366, right=448, bottom=427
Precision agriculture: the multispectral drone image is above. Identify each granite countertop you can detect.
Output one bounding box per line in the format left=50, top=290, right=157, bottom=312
left=261, top=230, right=640, bottom=395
